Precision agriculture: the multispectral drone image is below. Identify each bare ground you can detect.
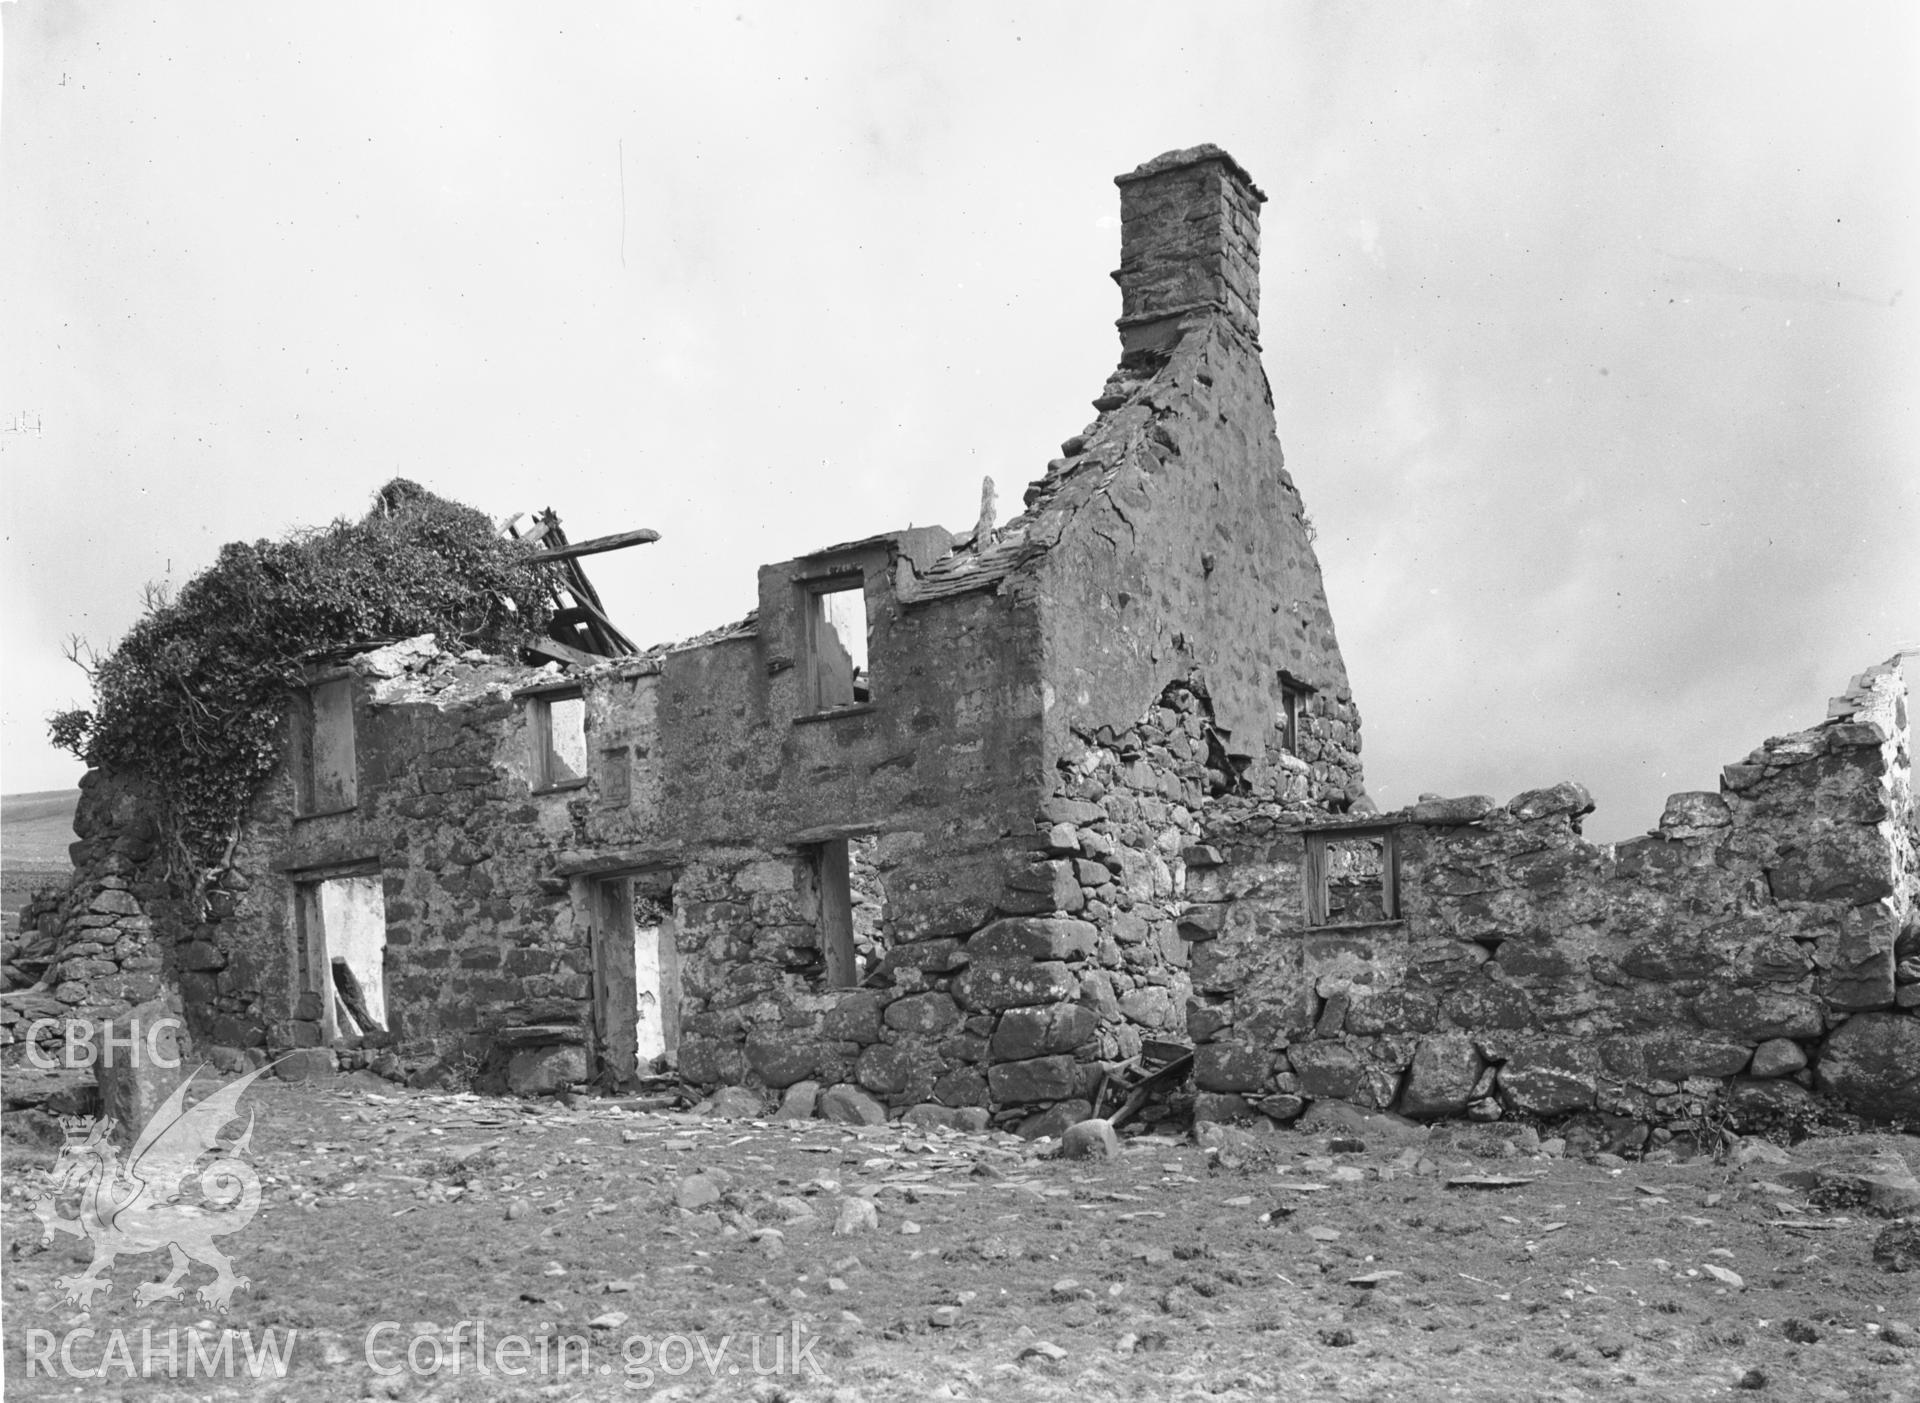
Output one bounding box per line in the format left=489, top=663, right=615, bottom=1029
left=2, top=1076, right=1916, bottom=1402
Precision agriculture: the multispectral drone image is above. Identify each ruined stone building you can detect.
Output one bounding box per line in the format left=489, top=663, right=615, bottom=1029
left=8, top=146, right=1916, bottom=1136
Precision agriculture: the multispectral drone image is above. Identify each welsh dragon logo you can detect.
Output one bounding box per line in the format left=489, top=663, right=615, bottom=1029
left=32, top=1064, right=270, bottom=1312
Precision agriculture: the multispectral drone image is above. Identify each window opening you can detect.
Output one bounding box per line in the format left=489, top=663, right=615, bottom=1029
left=1279, top=674, right=1312, bottom=754
left=1305, top=829, right=1399, bottom=926
left=803, top=580, right=871, bottom=713
left=533, top=691, right=588, bottom=789
left=293, top=678, right=357, bottom=815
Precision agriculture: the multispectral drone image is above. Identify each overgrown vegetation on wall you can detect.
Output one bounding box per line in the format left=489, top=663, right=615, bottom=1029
left=48, top=480, right=553, bottom=879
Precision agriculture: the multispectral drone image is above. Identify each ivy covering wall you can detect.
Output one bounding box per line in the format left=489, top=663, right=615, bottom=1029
left=49, top=480, right=553, bottom=877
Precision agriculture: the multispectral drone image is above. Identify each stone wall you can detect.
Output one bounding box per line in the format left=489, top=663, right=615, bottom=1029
left=1181, top=657, right=1919, bottom=1135
left=0, top=763, right=296, bottom=1081
left=661, top=676, right=1310, bottom=1136
left=575, top=542, right=1053, bottom=951
left=0, top=640, right=598, bottom=1087
left=239, top=641, right=595, bottom=1085
left=9, top=570, right=1061, bottom=1095
left=579, top=531, right=1045, bottom=860
left=1028, top=148, right=1363, bottom=806
left=25, top=147, right=1909, bottom=1141
left=3, top=146, right=1373, bottom=1122
left=0, top=771, right=172, bottom=1060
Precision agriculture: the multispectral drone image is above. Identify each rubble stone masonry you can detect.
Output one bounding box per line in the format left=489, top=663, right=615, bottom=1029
left=7, top=146, right=1912, bottom=1140
left=1182, top=657, right=1918, bottom=1132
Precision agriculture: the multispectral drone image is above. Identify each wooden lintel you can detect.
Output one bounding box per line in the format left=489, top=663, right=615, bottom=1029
left=786, top=821, right=879, bottom=846
left=554, top=847, right=684, bottom=878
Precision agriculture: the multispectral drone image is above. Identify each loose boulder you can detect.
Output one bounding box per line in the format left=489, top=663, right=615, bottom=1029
left=1016, top=1099, right=1093, bottom=1141
left=1060, top=1118, right=1121, bottom=1161
left=1786, top=1144, right=1920, bottom=1218
left=901, top=1103, right=991, bottom=1133
left=506, top=1044, right=588, bottom=1096
left=705, top=1086, right=764, bottom=1119
left=773, top=1080, right=821, bottom=1121
left=833, top=1197, right=880, bottom=1235
left=1296, top=1100, right=1430, bottom=1149
left=675, top=1171, right=727, bottom=1211
left=1429, top=1121, right=1540, bottom=1158
left=1874, top=1221, right=1920, bottom=1273
left=818, top=1083, right=887, bottom=1126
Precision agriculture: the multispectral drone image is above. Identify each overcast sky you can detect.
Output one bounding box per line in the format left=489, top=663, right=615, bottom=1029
left=3, top=1, right=1915, bottom=839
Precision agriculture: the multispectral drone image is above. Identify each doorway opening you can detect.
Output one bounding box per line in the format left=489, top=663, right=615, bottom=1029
left=808, top=834, right=893, bottom=988
left=593, top=874, right=681, bottom=1081
left=296, top=872, right=389, bottom=1044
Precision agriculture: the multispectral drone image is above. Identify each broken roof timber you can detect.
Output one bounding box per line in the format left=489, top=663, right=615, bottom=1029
left=511, top=508, right=643, bottom=660
left=525, top=527, right=661, bottom=564
left=525, top=637, right=607, bottom=670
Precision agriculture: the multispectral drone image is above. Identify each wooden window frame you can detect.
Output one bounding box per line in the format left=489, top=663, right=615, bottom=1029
left=1279, top=674, right=1312, bottom=755
left=1304, top=826, right=1400, bottom=928
left=530, top=689, right=589, bottom=792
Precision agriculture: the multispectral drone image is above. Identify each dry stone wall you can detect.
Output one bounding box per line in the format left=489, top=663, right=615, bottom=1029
left=1182, top=657, right=1919, bottom=1138
left=0, top=764, right=292, bottom=1082
left=0, top=772, right=173, bottom=1060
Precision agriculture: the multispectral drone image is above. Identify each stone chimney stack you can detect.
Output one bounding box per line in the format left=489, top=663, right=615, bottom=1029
left=1112, top=145, right=1265, bottom=353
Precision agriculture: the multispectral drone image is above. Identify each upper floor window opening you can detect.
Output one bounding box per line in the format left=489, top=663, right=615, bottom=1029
left=802, top=577, right=872, bottom=715
left=292, top=677, right=357, bottom=817
left=1279, top=672, right=1313, bottom=754
left=532, top=690, right=588, bottom=791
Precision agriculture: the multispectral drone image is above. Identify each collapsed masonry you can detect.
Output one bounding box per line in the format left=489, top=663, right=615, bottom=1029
left=6, top=147, right=1915, bottom=1140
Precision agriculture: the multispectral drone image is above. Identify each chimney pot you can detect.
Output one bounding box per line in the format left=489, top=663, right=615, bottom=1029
left=1112, top=145, right=1266, bottom=351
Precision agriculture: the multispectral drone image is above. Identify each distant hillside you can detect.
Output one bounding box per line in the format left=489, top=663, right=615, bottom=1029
left=3, top=790, right=80, bottom=869
left=2, top=790, right=78, bottom=930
